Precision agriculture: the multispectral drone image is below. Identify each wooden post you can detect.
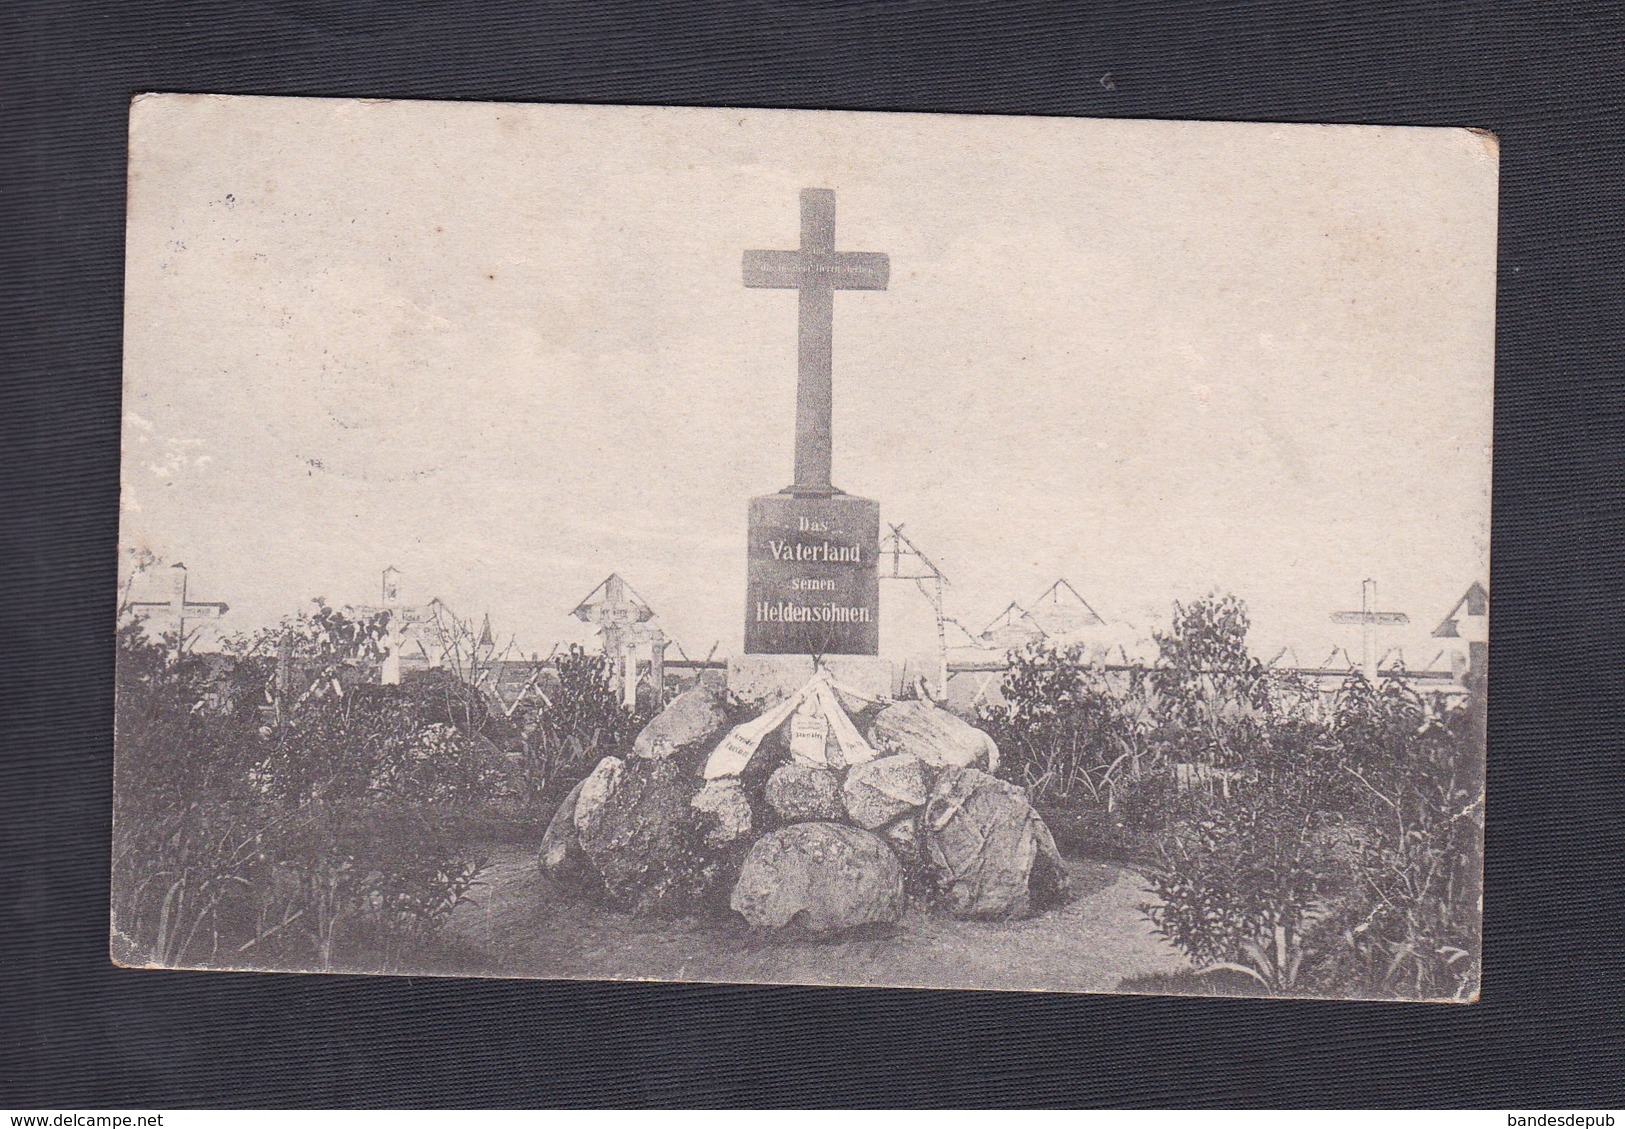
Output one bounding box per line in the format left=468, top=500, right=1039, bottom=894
left=274, top=629, right=292, bottom=728
left=621, top=637, right=639, bottom=710
left=380, top=566, right=403, bottom=686
left=381, top=618, right=402, bottom=686
left=650, top=633, right=667, bottom=709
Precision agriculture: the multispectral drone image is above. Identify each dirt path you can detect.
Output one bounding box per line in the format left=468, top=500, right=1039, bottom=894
left=443, top=845, right=1190, bottom=993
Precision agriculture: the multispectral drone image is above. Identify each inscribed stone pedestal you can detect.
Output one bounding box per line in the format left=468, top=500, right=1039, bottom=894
left=745, top=492, right=880, bottom=654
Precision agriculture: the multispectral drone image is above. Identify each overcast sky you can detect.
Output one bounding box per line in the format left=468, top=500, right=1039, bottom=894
left=121, top=96, right=1496, bottom=666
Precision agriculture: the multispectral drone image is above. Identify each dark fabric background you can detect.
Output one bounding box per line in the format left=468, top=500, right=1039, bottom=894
left=3, top=0, right=1622, bottom=1109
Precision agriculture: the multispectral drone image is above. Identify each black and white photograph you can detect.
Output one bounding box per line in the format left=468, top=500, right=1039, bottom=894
left=113, top=95, right=1494, bottom=1001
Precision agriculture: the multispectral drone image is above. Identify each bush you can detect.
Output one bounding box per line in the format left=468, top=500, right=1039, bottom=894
left=1137, top=612, right=1483, bottom=1000
left=979, top=592, right=1484, bottom=1000
left=111, top=612, right=491, bottom=972
left=1311, top=678, right=1483, bottom=999
left=509, top=644, right=650, bottom=806
left=1144, top=718, right=1358, bottom=993
left=977, top=644, right=1162, bottom=856
left=978, top=592, right=1266, bottom=859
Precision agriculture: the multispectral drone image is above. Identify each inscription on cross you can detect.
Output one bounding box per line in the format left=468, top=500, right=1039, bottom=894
left=743, top=188, right=889, bottom=496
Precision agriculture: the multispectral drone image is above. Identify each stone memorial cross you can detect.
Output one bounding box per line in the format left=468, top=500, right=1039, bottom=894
left=743, top=188, right=889, bottom=496
left=740, top=189, right=890, bottom=655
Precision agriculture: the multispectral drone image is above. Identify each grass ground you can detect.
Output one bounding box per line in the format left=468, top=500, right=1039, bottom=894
left=427, top=842, right=1192, bottom=994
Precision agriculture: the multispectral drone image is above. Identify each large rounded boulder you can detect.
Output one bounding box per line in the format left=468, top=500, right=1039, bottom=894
left=841, top=752, right=931, bottom=829
left=571, top=756, right=624, bottom=845
left=866, top=700, right=1000, bottom=772
left=689, top=776, right=754, bottom=847
left=922, top=766, right=1067, bottom=920
left=574, top=755, right=718, bottom=912
left=538, top=777, right=588, bottom=880
left=633, top=678, right=729, bottom=760
left=730, top=822, right=905, bottom=934
left=764, top=762, right=844, bottom=823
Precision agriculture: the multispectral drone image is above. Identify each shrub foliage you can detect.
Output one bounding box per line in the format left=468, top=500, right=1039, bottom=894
left=508, top=644, right=651, bottom=807
left=982, top=593, right=1483, bottom=1000
left=111, top=603, right=643, bottom=971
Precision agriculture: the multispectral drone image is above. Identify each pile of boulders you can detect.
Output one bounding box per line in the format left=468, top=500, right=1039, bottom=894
left=538, top=675, right=1067, bottom=933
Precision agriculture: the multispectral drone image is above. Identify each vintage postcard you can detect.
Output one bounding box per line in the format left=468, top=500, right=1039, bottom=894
left=115, top=95, right=1494, bottom=999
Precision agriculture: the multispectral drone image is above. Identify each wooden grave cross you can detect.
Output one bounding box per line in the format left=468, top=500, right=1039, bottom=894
left=1330, top=578, right=1409, bottom=680
left=127, top=563, right=228, bottom=651
left=572, top=573, right=664, bottom=707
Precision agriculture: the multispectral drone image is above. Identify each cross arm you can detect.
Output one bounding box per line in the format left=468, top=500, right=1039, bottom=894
left=742, top=250, right=890, bottom=291
left=1330, top=611, right=1409, bottom=625
left=129, top=600, right=229, bottom=617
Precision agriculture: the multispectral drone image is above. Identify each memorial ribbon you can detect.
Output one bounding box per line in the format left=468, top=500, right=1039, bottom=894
left=701, top=670, right=878, bottom=779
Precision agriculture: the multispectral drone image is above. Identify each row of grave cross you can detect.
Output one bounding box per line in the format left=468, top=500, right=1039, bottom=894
left=125, top=563, right=1484, bottom=697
